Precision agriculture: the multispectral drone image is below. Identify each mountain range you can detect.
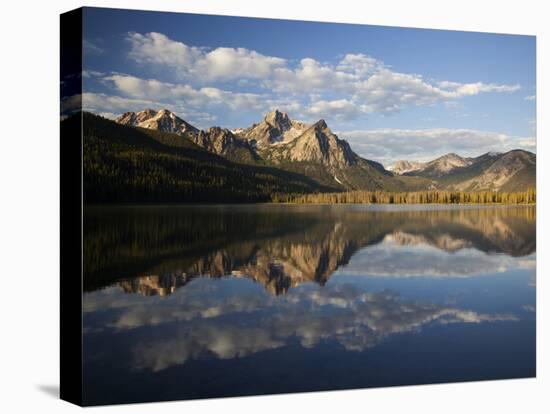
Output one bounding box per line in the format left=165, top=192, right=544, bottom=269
left=66, top=108, right=535, bottom=203
left=114, top=108, right=535, bottom=194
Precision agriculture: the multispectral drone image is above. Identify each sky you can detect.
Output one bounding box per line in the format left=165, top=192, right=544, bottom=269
left=78, top=7, right=536, bottom=167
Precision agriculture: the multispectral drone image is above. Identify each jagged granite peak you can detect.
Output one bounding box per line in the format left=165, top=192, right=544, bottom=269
left=115, top=108, right=259, bottom=162
left=264, top=118, right=357, bottom=168
left=116, top=108, right=157, bottom=126
left=237, top=109, right=308, bottom=147
left=313, top=119, right=328, bottom=130
left=115, top=108, right=199, bottom=136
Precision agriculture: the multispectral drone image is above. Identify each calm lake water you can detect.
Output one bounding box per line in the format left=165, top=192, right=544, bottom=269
left=82, top=204, right=536, bottom=405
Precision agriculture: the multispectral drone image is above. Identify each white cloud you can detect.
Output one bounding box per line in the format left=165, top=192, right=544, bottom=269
left=340, top=127, right=535, bottom=166
left=82, top=70, right=105, bottom=78
left=83, top=91, right=160, bottom=113
left=353, top=72, right=520, bottom=114
left=103, top=74, right=266, bottom=112
left=305, top=99, right=361, bottom=120
left=83, top=39, right=103, bottom=55
left=336, top=53, right=385, bottom=76
left=124, top=32, right=520, bottom=119
left=81, top=92, right=217, bottom=127
left=127, top=32, right=286, bottom=82
left=127, top=32, right=202, bottom=68
left=439, top=80, right=521, bottom=96
left=266, top=57, right=359, bottom=94
left=525, top=95, right=536, bottom=101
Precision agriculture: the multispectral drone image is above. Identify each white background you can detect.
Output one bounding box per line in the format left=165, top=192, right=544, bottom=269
left=0, top=0, right=548, bottom=412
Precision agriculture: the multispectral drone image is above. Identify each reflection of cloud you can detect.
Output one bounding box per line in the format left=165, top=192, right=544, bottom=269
left=518, top=257, right=536, bottom=269
left=387, top=231, right=471, bottom=251
left=134, top=326, right=284, bottom=372
left=84, top=280, right=267, bottom=329
left=337, top=236, right=523, bottom=278
left=85, top=281, right=518, bottom=372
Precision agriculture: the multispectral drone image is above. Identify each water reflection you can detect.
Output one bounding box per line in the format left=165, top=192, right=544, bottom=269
left=84, top=281, right=518, bottom=372
left=85, top=205, right=535, bottom=296
left=82, top=205, right=535, bottom=405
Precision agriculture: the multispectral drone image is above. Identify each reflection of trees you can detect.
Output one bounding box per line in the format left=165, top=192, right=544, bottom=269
left=84, top=206, right=535, bottom=294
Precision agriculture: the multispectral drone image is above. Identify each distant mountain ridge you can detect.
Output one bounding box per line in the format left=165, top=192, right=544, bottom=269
left=391, top=150, right=535, bottom=192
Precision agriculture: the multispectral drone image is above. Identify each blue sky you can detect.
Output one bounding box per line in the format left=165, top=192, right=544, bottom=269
left=79, top=7, right=536, bottom=166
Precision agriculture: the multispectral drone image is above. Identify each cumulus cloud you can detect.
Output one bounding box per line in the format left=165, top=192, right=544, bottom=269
left=81, top=91, right=217, bottom=126
left=84, top=73, right=305, bottom=124
left=103, top=74, right=266, bottom=111
left=340, top=127, right=536, bottom=167
left=336, top=53, right=385, bottom=76
left=122, top=32, right=521, bottom=120
left=305, top=99, right=362, bottom=120
left=127, top=32, right=286, bottom=81
left=83, top=39, right=104, bottom=55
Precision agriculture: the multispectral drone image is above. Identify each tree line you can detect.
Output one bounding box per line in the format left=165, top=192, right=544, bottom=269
left=272, top=188, right=536, bottom=205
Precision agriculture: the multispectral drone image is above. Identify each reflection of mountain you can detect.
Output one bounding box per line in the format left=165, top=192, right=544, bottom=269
left=84, top=205, right=535, bottom=295
left=118, top=274, right=193, bottom=297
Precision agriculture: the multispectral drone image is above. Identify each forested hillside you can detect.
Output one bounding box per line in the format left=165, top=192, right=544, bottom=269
left=72, top=113, right=335, bottom=203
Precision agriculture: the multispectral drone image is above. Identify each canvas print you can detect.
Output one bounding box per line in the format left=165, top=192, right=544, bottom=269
left=60, top=7, right=536, bottom=406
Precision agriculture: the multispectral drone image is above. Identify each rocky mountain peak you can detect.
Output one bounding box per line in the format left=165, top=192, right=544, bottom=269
left=313, top=119, right=328, bottom=130
left=115, top=108, right=199, bottom=137
left=439, top=153, right=464, bottom=162
left=237, top=109, right=308, bottom=147
left=156, top=108, right=174, bottom=117
left=264, top=116, right=357, bottom=169
left=264, top=109, right=291, bottom=129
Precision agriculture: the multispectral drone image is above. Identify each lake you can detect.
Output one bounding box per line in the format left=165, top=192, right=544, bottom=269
left=82, top=204, right=536, bottom=405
